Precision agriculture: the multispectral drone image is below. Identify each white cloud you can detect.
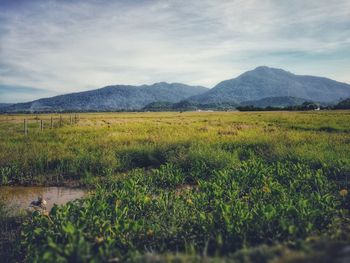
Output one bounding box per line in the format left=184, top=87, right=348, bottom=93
left=0, top=0, right=349, bottom=101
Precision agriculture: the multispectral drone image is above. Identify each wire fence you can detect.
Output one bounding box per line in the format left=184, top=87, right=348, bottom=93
left=16, top=114, right=80, bottom=135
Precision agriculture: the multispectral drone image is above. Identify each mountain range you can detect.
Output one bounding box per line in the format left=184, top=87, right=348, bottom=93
left=0, top=103, right=12, bottom=108
left=1, top=66, right=350, bottom=112
left=1, top=83, right=207, bottom=112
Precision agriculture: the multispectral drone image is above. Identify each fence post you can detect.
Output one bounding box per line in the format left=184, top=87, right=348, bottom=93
left=51, top=116, right=53, bottom=129
left=60, top=115, right=62, bottom=127
left=40, top=119, right=43, bottom=131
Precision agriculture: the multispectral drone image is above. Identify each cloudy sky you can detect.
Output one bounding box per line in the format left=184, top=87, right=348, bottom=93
left=0, top=0, right=349, bottom=102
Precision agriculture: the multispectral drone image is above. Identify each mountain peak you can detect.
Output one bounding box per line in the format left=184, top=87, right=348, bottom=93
left=254, top=65, right=271, bottom=70
left=152, top=81, right=169, bottom=86
left=250, top=66, right=291, bottom=75
left=253, top=65, right=285, bottom=71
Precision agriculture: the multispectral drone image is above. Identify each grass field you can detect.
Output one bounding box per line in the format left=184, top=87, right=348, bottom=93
left=1, top=111, right=350, bottom=262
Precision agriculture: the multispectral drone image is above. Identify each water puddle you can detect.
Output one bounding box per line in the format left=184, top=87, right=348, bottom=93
left=0, top=186, right=87, bottom=212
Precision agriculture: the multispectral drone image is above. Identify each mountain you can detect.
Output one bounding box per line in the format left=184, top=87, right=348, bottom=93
left=2, top=82, right=208, bottom=112
left=239, top=96, right=309, bottom=108
left=189, top=66, right=350, bottom=104
left=0, top=103, right=12, bottom=108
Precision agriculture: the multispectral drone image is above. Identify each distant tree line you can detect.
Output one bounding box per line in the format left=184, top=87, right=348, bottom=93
left=237, top=98, right=350, bottom=112
left=333, top=98, right=350, bottom=109
left=142, top=101, right=237, bottom=112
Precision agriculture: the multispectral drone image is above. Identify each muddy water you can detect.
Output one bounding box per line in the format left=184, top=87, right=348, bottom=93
left=0, top=186, right=87, bottom=211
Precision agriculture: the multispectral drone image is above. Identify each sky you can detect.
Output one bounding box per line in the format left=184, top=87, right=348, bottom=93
left=0, top=0, right=349, bottom=103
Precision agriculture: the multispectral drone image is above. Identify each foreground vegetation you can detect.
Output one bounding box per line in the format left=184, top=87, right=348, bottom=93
left=0, top=111, right=349, bottom=262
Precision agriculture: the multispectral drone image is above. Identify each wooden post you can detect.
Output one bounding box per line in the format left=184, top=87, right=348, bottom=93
left=51, top=116, right=53, bottom=129
left=24, top=119, right=28, bottom=136
left=40, top=119, right=43, bottom=131
left=59, top=115, right=62, bottom=127
left=70, top=114, right=72, bottom=125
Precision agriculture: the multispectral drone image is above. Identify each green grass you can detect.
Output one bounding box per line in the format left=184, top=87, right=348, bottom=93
left=0, top=111, right=349, bottom=262
left=1, top=111, right=349, bottom=185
